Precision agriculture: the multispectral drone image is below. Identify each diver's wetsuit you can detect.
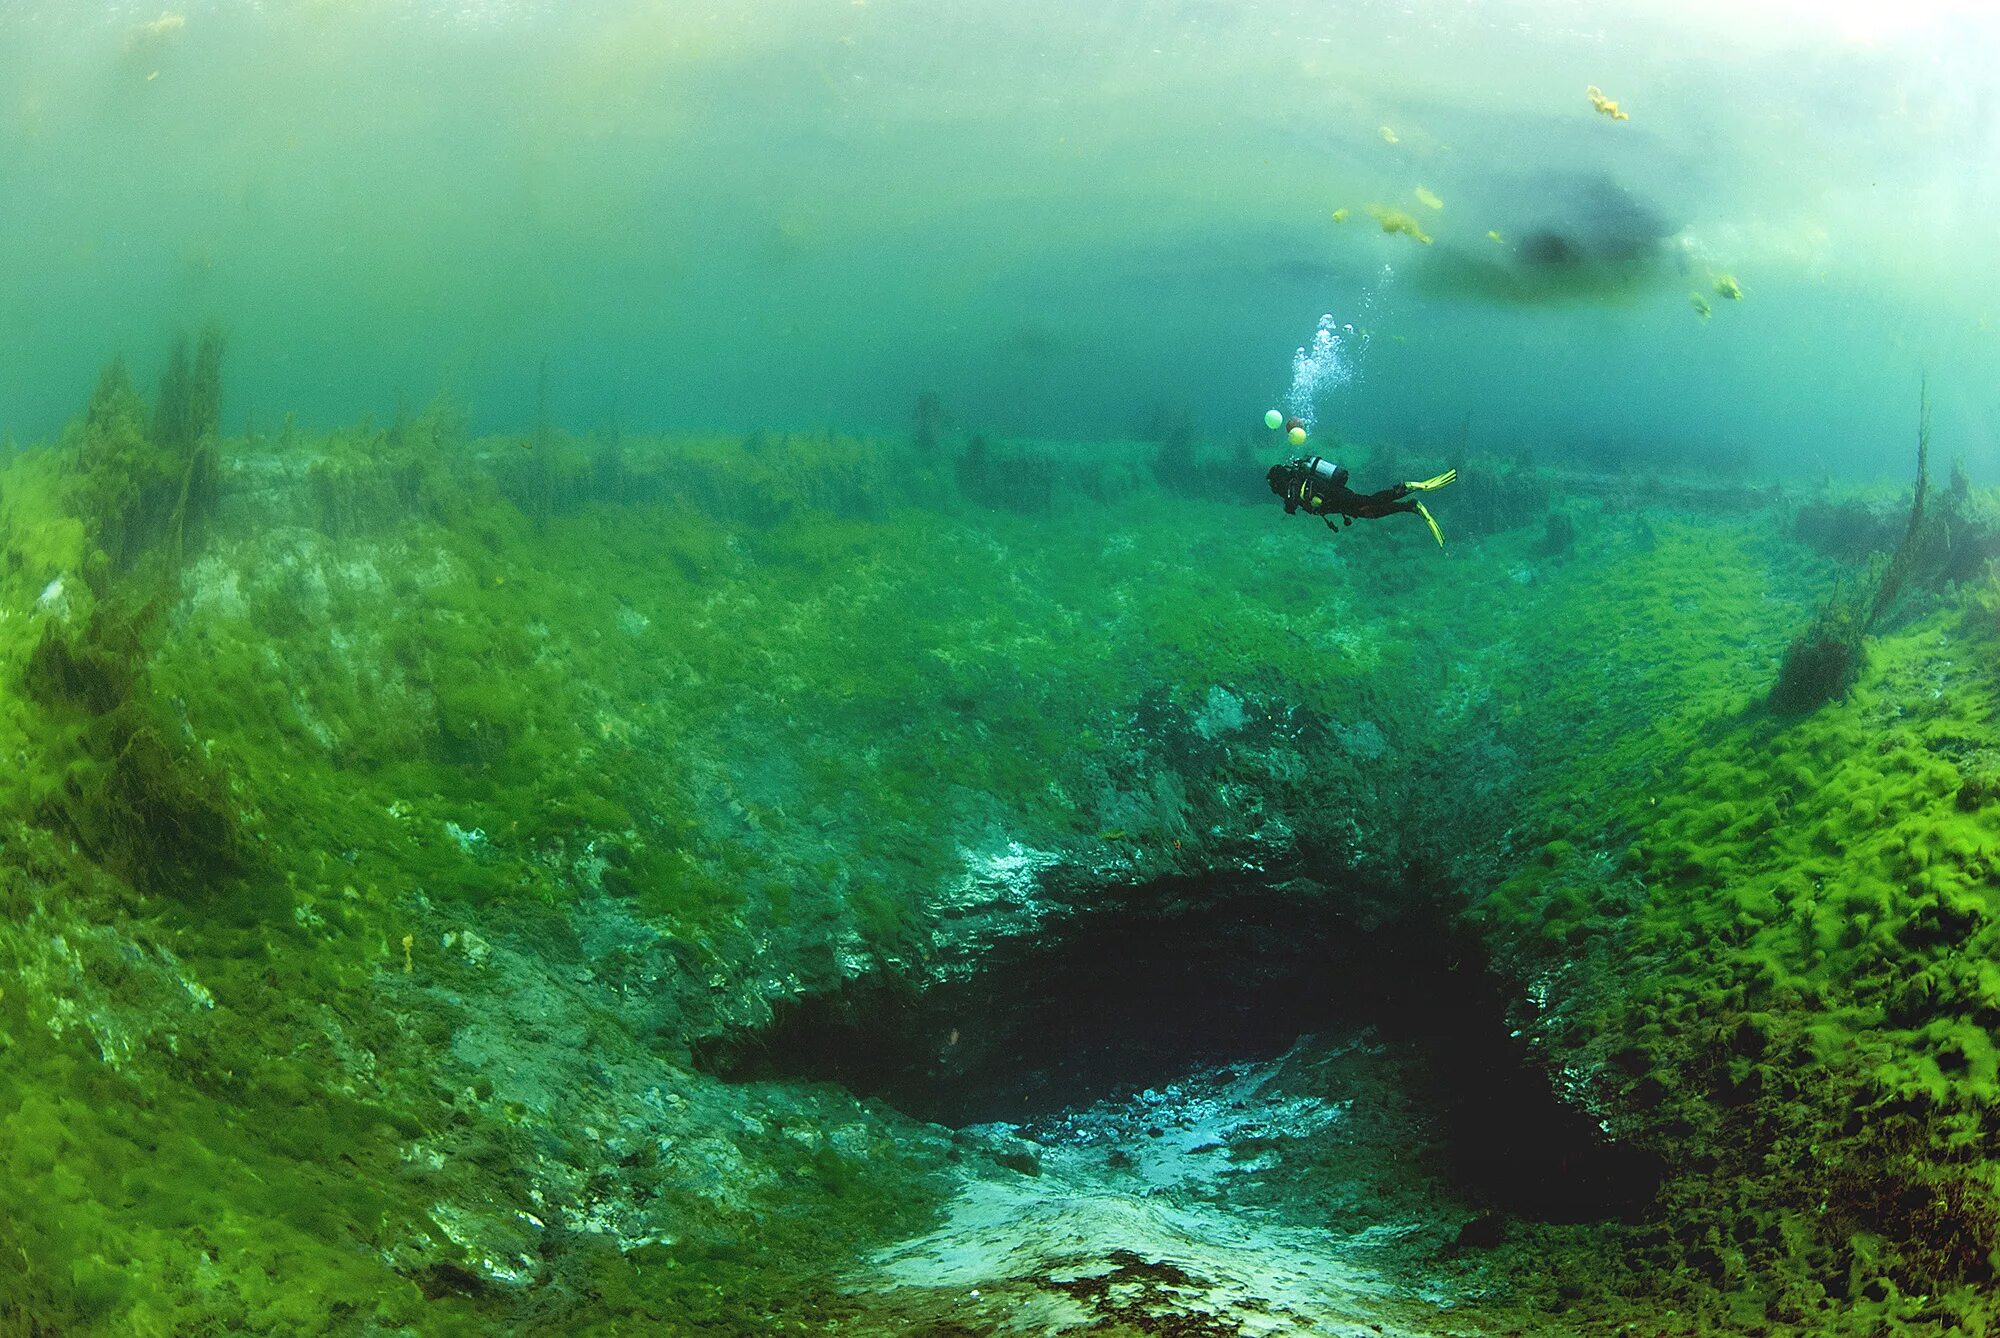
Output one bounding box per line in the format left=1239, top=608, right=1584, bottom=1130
left=1267, top=456, right=1421, bottom=529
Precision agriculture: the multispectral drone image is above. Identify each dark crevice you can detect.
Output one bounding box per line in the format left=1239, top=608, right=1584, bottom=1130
left=697, top=871, right=1662, bottom=1224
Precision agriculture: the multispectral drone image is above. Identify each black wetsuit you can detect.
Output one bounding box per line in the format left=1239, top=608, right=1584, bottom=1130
left=1266, top=456, right=1419, bottom=530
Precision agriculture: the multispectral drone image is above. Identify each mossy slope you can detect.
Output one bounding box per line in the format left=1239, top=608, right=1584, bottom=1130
left=3, top=367, right=1972, bottom=1334
left=1482, top=569, right=2000, bottom=1332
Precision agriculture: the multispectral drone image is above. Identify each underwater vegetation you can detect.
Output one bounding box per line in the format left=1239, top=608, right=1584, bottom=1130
left=1367, top=203, right=1435, bottom=245
left=1771, top=385, right=1991, bottom=716
left=5, top=331, right=236, bottom=896
left=4, top=344, right=2000, bottom=1335
left=1587, top=84, right=1632, bottom=121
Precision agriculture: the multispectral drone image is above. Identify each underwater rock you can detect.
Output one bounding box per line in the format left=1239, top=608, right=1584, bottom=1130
left=906, top=685, right=1407, bottom=990
left=852, top=1035, right=1504, bottom=1334
left=921, top=840, right=1074, bottom=983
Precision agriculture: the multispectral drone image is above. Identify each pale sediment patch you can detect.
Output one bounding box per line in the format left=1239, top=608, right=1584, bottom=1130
left=852, top=1046, right=1470, bottom=1336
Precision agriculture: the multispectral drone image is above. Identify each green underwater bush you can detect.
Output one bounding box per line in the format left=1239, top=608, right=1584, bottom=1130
left=1770, top=384, right=1998, bottom=720
left=1769, top=584, right=1868, bottom=714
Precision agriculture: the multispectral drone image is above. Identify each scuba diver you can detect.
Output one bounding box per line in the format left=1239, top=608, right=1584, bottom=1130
left=1262, top=412, right=1456, bottom=546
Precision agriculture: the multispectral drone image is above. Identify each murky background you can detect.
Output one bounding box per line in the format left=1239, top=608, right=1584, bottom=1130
left=2, top=0, right=1995, bottom=469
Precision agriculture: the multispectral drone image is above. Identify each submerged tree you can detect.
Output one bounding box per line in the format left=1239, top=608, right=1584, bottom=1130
left=1864, top=380, right=1931, bottom=632
left=61, top=328, right=228, bottom=574
left=151, top=324, right=225, bottom=456
left=1770, top=380, right=1931, bottom=715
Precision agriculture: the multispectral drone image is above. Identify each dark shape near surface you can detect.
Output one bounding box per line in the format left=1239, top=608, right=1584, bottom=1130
left=1414, top=173, right=1679, bottom=305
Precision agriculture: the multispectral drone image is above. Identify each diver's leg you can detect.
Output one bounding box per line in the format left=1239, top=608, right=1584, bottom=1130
left=1349, top=489, right=1418, bottom=518
left=1348, top=486, right=1444, bottom=545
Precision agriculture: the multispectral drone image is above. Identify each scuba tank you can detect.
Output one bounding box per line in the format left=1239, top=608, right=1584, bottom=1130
left=1301, top=456, right=1347, bottom=487
left=1293, top=455, right=1349, bottom=502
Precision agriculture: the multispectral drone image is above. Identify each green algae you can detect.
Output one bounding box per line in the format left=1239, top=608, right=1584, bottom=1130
left=7, top=356, right=1999, bottom=1334
left=1482, top=588, right=2000, bottom=1331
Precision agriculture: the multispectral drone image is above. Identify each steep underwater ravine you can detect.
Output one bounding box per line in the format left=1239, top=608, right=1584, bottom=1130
left=3, top=360, right=1999, bottom=1335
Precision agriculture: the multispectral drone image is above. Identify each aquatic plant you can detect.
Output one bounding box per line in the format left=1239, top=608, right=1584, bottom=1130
left=57, top=333, right=224, bottom=576
left=517, top=359, right=561, bottom=531
left=955, top=431, right=989, bottom=494
left=1536, top=511, right=1577, bottom=557
left=1587, top=84, right=1630, bottom=120
left=148, top=326, right=226, bottom=565
left=1768, top=583, right=1869, bottom=714
left=956, top=434, right=1055, bottom=514
left=1770, top=382, right=1933, bottom=714
left=150, top=325, right=224, bottom=458
left=913, top=391, right=944, bottom=454
left=1147, top=408, right=1196, bottom=489
left=0, top=338, right=249, bottom=898
left=3, top=389, right=1980, bottom=1336
left=1866, top=381, right=1932, bottom=629
left=590, top=418, right=627, bottom=501
left=1366, top=204, right=1433, bottom=245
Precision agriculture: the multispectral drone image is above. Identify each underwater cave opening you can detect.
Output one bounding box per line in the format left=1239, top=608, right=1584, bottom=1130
left=698, top=872, right=1660, bottom=1224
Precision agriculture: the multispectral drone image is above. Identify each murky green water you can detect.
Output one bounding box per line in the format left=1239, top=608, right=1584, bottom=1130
left=4, top=1, right=1995, bottom=471
left=5, top=4, right=2000, bottom=1336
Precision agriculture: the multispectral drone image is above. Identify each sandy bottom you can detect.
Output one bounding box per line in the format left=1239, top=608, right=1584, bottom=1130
left=850, top=1033, right=1496, bottom=1335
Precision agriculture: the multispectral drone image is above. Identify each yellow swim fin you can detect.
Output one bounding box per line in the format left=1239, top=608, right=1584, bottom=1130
left=1405, top=468, right=1457, bottom=492
left=1413, top=499, right=1444, bottom=547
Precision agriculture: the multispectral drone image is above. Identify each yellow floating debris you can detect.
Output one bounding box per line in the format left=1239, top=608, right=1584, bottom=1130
left=142, top=11, right=187, bottom=38
left=1331, top=208, right=1349, bottom=223
left=1414, top=186, right=1443, bottom=211
left=1713, top=273, right=1743, bottom=300
left=1366, top=204, right=1432, bottom=245
left=1487, top=230, right=1504, bottom=243
left=1379, top=125, right=1400, bottom=144
left=1587, top=85, right=1630, bottom=121
left=1690, top=292, right=1712, bottom=320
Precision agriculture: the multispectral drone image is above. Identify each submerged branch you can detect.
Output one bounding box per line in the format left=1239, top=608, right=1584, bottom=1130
left=1866, top=376, right=1930, bottom=635
left=1771, top=377, right=1933, bottom=714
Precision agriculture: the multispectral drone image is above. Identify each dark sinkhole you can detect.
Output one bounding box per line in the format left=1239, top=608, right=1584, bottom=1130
left=697, top=872, right=1662, bottom=1224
